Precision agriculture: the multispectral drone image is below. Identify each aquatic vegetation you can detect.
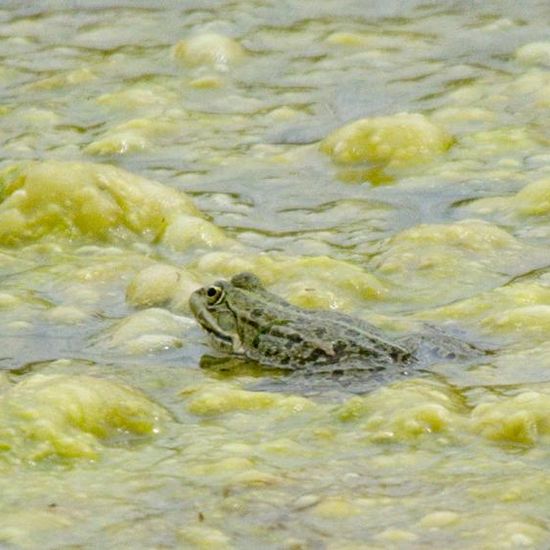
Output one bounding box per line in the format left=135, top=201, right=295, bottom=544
left=0, top=161, right=227, bottom=250
left=172, top=33, right=247, bottom=69
left=0, top=374, right=169, bottom=463
left=321, top=112, right=453, bottom=167
left=0, top=3, right=549, bottom=549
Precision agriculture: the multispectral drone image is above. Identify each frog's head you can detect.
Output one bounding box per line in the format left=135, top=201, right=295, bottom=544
left=189, top=272, right=264, bottom=354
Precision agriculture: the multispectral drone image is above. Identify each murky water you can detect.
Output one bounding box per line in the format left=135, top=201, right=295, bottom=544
left=0, top=1, right=549, bottom=548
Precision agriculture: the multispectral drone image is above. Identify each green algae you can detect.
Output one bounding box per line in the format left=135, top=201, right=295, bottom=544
left=0, top=2, right=549, bottom=549
left=0, top=161, right=225, bottom=249
left=0, top=374, right=170, bottom=463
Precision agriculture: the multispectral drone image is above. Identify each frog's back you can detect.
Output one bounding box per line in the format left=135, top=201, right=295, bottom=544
left=241, top=302, right=413, bottom=370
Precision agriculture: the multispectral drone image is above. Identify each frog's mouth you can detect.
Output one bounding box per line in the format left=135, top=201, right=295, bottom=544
left=189, top=291, right=244, bottom=355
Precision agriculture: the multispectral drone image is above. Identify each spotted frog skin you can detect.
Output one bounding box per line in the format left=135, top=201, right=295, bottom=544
left=189, top=272, right=417, bottom=373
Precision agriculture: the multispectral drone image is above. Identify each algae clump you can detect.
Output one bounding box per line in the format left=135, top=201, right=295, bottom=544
left=321, top=112, right=453, bottom=167
left=0, top=161, right=225, bottom=249
left=183, top=382, right=313, bottom=416
left=465, top=177, right=550, bottom=220
left=0, top=374, right=170, bottom=463
left=100, top=308, right=193, bottom=354
left=513, top=177, right=550, bottom=216
left=173, top=33, right=246, bottom=69
left=336, top=380, right=464, bottom=442
left=471, top=391, right=550, bottom=445
left=195, top=251, right=387, bottom=311
left=372, top=219, right=546, bottom=306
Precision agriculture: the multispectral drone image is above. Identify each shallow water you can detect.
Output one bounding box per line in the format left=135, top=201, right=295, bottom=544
left=1, top=1, right=550, bottom=548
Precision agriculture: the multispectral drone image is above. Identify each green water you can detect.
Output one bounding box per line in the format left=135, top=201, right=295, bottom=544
left=0, top=1, right=549, bottom=548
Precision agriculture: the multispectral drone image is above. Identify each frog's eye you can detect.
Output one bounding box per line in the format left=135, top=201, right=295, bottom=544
left=206, top=285, right=224, bottom=305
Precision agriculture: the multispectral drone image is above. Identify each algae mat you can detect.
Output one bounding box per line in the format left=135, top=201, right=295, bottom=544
left=0, top=1, right=550, bottom=548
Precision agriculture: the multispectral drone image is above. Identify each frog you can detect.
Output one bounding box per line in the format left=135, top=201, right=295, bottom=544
left=189, top=272, right=481, bottom=380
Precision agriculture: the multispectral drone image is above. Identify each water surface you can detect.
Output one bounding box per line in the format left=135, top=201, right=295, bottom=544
left=0, top=1, right=549, bottom=548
